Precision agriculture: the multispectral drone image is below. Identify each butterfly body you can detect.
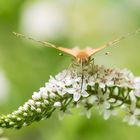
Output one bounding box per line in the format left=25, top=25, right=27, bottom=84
left=76, top=50, right=90, bottom=60
left=57, top=47, right=96, bottom=65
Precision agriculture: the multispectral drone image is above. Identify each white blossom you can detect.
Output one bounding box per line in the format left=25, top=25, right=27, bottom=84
left=134, top=77, right=140, bottom=97
left=35, top=102, right=41, bottom=107
left=36, top=108, right=41, bottom=113
left=17, top=118, right=21, bottom=121
left=44, top=100, right=49, bottom=105
left=23, top=113, right=28, bottom=117
left=28, top=99, right=35, bottom=106
left=32, top=92, right=41, bottom=100
left=1, top=64, right=140, bottom=129
left=123, top=108, right=140, bottom=125
left=54, top=102, right=61, bottom=107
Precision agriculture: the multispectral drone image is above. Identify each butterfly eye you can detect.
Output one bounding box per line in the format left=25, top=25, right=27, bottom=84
left=59, top=52, right=63, bottom=56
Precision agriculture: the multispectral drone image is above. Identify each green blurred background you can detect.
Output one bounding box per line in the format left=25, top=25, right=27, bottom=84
left=0, top=0, right=140, bottom=140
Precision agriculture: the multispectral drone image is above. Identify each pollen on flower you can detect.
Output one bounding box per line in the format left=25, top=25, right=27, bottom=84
left=0, top=64, right=140, bottom=129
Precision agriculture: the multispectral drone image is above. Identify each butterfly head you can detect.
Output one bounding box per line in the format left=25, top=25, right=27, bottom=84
left=74, top=49, right=93, bottom=66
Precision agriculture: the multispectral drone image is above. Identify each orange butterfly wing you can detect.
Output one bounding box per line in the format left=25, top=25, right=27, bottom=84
left=87, top=28, right=140, bottom=57
left=13, top=32, right=78, bottom=57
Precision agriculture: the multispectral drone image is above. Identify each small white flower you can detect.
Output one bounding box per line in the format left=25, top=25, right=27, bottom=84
left=28, top=99, right=34, bottom=105
left=9, top=122, right=14, bottom=125
left=28, top=99, right=35, bottom=106
left=123, top=106, right=140, bottom=125
left=36, top=108, right=41, bottom=113
left=41, top=92, right=48, bottom=99
left=31, top=106, right=36, bottom=111
left=23, top=122, right=27, bottom=127
left=35, top=102, right=41, bottom=107
left=11, top=115, right=16, bottom=119
left=99, top=82, right=106, bottom=89
left=5, top=119, right=8, bottom=122
left=97, top=91, right=111, bottom=117
left=23, top=104, right=29, bottom=111
left=81, top=91, right=89, bottom=97
left=45, top=83, right=56, bottom=93
left=75, top=77, right=81, bottom=82
left=73, top=92, right=81, bottom=102
left=66, top=88, right=76, bottom=94
left=109, top=98, right=116, bottom=103
left=88, top=76, right=95, bottom=86
left=7, top=114, right=11, bottom=118
left=126, top=115, right=138, bottom=125
left=32, top=92, right=41, bottom=100
left=65, top=76, right=73, bottom=86
left=12, top=111, right=18, bottom=115
left=49, top=76, right=57, bottom=84
left=134, top=77, right=140, bottom=88
left=17, top=118, right=21, bottom=121
left=23, top=113, right=28, bottom=117
left=57, top=89, right=66, bottom=96
left=44, top=100, right=49, bottom=105
left=18, top=106, right=23, bottom=112
left=130, top=91, right=136, bottom=103
left=54, top=101, right=61, bottom=107
left=49, top=92, right=56, bottom=98
left=106, top=80, right=114, bottom=87
left=88, top=95, right=98, bottom=104
left=17, top=110, right=22, bottom=114
left=134, top=77, right=140, bottom=97
left=99, top=101, right=110, bottom=113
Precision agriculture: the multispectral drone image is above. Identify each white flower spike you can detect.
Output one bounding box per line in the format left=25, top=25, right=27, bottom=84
left=0, top=64, right=140, bottom=129
left=0, top=29, right=139, bottom=129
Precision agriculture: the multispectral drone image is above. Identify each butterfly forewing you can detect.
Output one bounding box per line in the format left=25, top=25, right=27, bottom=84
left=88, top=28, right=140, bottom=57
left=13, top=28, right=140, bottom=61
left=13, top=32, right=77, bottom=57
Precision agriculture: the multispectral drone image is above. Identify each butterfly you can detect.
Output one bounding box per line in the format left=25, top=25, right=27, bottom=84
left=13, top=29, right=140, bottom=92
left=13, top=29, right=140, bottom=66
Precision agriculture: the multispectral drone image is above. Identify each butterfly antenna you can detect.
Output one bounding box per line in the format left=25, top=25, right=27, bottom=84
left=13, top=32, right=57, bottom=49
left=93, top=28, right=140, bottom=54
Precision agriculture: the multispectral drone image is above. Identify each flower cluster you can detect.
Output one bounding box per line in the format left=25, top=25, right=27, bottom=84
left=0, top=64, right=140, bottom=129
